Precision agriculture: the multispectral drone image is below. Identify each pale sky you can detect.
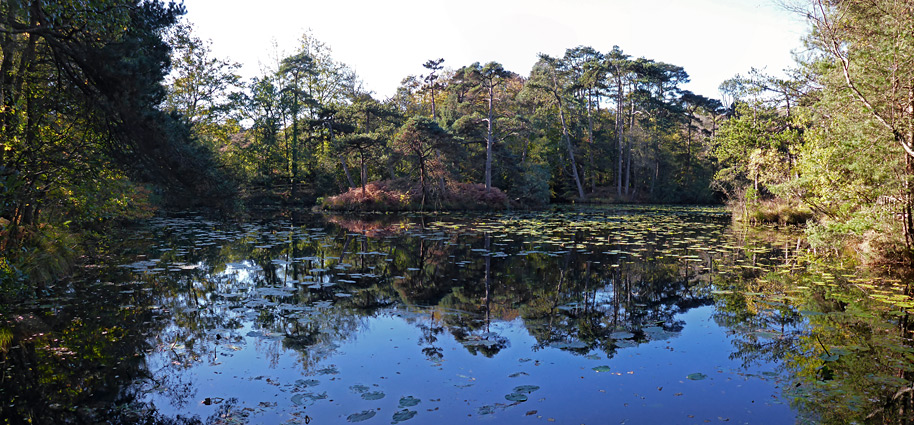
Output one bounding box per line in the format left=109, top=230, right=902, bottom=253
left=181, top=0, right=809, bottom=101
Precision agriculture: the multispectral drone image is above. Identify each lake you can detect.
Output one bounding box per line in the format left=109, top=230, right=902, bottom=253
left=2, top=206, right=912, bottom=424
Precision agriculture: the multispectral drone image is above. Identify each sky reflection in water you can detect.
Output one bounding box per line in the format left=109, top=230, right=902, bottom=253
left=129, top=207, right=795, bottom=424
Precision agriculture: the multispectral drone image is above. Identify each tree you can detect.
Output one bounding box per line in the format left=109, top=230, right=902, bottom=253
left=422, top=58, right=445, bottom=120
left=336, top=94, right=401, bottom=193
left=680, top=90, right=722, bottom=185
left=605, top=46, right=632, bottom=198
left=278, top=51, right=317, bottom=197
left=804, top=0, right=914, bottom=248
left=0, top=0, right=227, bottom=227
left=163, top=21, right=240, bottom=129
left=453, top=62, right=514, bottom=191
left=529, top=54, right=586, bottom=200
left=393, top=117, right=452, bottom=208
left=564, top=46, right=606, bottom=193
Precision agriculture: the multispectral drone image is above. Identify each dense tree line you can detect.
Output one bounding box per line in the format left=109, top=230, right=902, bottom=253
left=1, top=1, right=227, bottom=227
left=167, top=28, right=725, bottom=208
left=0, top=0, right=228, bottom=291
left=712, top=0, right=914, bottom=260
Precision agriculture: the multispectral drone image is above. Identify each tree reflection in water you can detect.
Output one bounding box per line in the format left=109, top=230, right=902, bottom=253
left=2, top=207, right=912, bottom=424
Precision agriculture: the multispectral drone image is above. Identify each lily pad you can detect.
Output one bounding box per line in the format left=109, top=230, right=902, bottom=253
left=592, top=365, right=612, bottom=373
left=820, top=354, right=840, bottom=362
left=687, top=373, right=708, bottom=381
left=753, top=330, right=781, bottom=339
left=551, top=340, right=589, bottom=349
left=291, top=392, right=328, bottom=406
left=361, top=391, right=385, bottom=400
left=391, top=409, right=418, bottom=424
left=508, top=372, right=529, bottom=378
left=349, top=384, right=369, bottom=394
left=505, top=393, right=529, bottom=402
left=316, top=366, right=339, bottom=375
left=513, top=385, right=540, bottom=394
left=477, top=405, right=496, bottom=415
left=611, top=331, right=635, bottom=340
left=296, top=379, right=320, bottom=387
left=398, top=396, right=421, bottom=408
left=347, top=410, right=376, bottom=422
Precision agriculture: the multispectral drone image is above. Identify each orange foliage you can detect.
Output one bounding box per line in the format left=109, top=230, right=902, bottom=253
left=322, top=179, right=509, bottom=211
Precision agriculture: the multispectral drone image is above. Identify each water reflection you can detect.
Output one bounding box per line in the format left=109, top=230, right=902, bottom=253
left=1, top=207, right=912, bottom=423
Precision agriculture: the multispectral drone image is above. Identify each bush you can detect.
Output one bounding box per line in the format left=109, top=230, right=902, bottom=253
left=736, top=199, right=814, bottom=225
left=804, top=208, right=900, bottom=263
left=0, top=221, right=78, bottom=300
left=322, top=179, right=509, bottom=211
left=509, top=164, right=550, bottom=207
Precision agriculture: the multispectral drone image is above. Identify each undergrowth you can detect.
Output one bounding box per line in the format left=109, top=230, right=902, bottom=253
left=322, top=179, right=509, bottom=211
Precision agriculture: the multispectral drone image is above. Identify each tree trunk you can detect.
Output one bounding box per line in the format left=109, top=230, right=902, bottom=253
left=555, top=94, right=585, bottom=200
left=290, top=76, right=299, bottom=199
left=686, top=110, right=693, bottom=186
left=624, top=135, right=632, bottom=197
left=906, top=84, right=914, bottom=249
left=625, top=83, right=636, bottom=197
left=544, top=69, right=586, bottom=201
left=485, top=85, right=494, bottom=191
left=430, top=86, right=437, bottom=120
left=587, top=88, right=595, bottom=193
left=360, top=153, right=368, bottom=194
left=340, top=154, right=354, bottom=189
left=616, top=77, right=624, bottom=199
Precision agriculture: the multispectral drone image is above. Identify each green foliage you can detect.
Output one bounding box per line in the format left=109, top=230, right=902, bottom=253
left=510, top=163, right=551, bottom=206
left=0, top=256, right=28, bottom=302
left=0, top=222, right=78, bottom=300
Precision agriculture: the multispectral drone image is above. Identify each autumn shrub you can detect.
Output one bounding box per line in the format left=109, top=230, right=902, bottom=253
left=443, top=183, right=509, bottom=210
left=322, top=179, right=509, bottom=211
left=322, top=179, right=418, bottom=211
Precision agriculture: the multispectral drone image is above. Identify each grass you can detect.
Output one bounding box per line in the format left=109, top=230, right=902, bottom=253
left=735, top=199, right=814, bottom=226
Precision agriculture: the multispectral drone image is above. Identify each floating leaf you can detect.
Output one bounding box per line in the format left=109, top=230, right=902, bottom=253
left=687, top=373, right=708, bottom=381
left=610, top=331, right=634, bottom=340
left=316, top=366, right=339, bottom=375
left=347, top=410, right=376, bottom=422
left=391, top=409, right=417, bottom=423
left=820, top=354, right=840, bottom=362
left=509, top=372, right=529, bottom=378
left=477, top=405, right=496, bottom=415
left=349, top=384, right=369, bottom=394
left=291, top=392, right=327, bottom=406
left=361, top=391, right=385, bottom=400
left=592, top=365, right=612, bottom=373
left=753, top=330, right=780, bottom=340
left=398, top=396, right=421, bottom=408
left=296, top=379, right=320, bottom=387
left=505, top=393, right=529, bottom=402
left=513, top=385, right=540, bottom=394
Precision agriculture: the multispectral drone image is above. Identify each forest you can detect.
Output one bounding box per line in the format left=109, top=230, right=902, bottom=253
left=1, top=0, right=913, bottom=291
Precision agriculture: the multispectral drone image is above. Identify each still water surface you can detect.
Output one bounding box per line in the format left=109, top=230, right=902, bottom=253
left=2, top=206, right=912, bottom=424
